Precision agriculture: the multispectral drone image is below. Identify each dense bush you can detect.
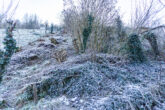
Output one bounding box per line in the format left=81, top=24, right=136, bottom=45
left=0, top=22, right=17, bottom=82
left=127, top=34, right=146, bottom=62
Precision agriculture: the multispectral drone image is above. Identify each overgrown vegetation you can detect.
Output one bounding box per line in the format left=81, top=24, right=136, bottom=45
left=0, top=0, right=165, bottom=109
left=63, top=0, right=165, bottom=62
left=82, top=15, right=94, bottom=52
left=63, top=0, right=118, bottom=53
left=127, top=34, right=146, bottom=62
left=0, top=21, right=17, bottom=82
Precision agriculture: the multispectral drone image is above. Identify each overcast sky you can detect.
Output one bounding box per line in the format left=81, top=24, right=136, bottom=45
left=0, top=0, right=63, bottom=24
left=17, top=0, right=63, bottom=24
left=0, top=0, right=131, bottom=25
left=0, top=0, right=165, bottom=25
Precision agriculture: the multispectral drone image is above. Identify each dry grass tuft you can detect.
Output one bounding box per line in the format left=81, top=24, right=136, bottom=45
left=54, top=49, right=67, bottom=63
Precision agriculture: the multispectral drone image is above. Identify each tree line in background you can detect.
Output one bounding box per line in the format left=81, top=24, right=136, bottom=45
left=0, top=13, right=57, bottom=30
left=0, top=14, right=40, bottom=29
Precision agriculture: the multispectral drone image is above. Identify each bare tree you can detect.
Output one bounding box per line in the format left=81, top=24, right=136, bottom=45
left=0, top=0, right=12, bottom=22
left=63, top=0, right=118, bottom=52
left=0, top=0, right=21, bottom=23
left=22, top=13, right=40, bottom=29
left=159, top=0, right=165, bottom=7
left=130, top=0, right=165, bottom=34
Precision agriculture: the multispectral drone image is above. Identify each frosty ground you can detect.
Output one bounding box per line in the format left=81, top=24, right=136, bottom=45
left=0, top=29, right=45, bottom=50
left=0, top=30, right=165, bottom=110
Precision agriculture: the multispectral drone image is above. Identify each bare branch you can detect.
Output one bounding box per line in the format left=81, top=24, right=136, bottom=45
left=0, top=0, right=21, bottom=22
left=158, top=0, right=165, bottom=7
left=131, top=0, right=165, bottom=34
left=140, top=25, right=165, bottom=34
left=0, top=0, right=13, bottom=21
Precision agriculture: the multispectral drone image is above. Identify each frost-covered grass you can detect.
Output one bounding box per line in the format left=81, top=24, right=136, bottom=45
left=0, top=32, right=165, bottom=110
left=0, top=29, right=45, bottom=50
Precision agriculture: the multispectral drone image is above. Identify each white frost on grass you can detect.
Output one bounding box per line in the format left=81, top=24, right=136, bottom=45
left=0, top=32, right=165, bottom=110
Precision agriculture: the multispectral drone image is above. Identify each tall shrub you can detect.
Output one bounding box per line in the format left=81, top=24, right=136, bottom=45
left=0, top=21, right=16, bottom=82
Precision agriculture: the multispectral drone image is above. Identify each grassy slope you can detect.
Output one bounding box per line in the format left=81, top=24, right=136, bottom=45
left=0, top=31, right=165, bottom=110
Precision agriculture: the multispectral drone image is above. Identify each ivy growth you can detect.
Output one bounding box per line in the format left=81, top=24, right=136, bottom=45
left=0, top=21, right=17, bottom=83
left=82, top=15, right=94, bottom=52
left=127, top=34, right=146, bottom=63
